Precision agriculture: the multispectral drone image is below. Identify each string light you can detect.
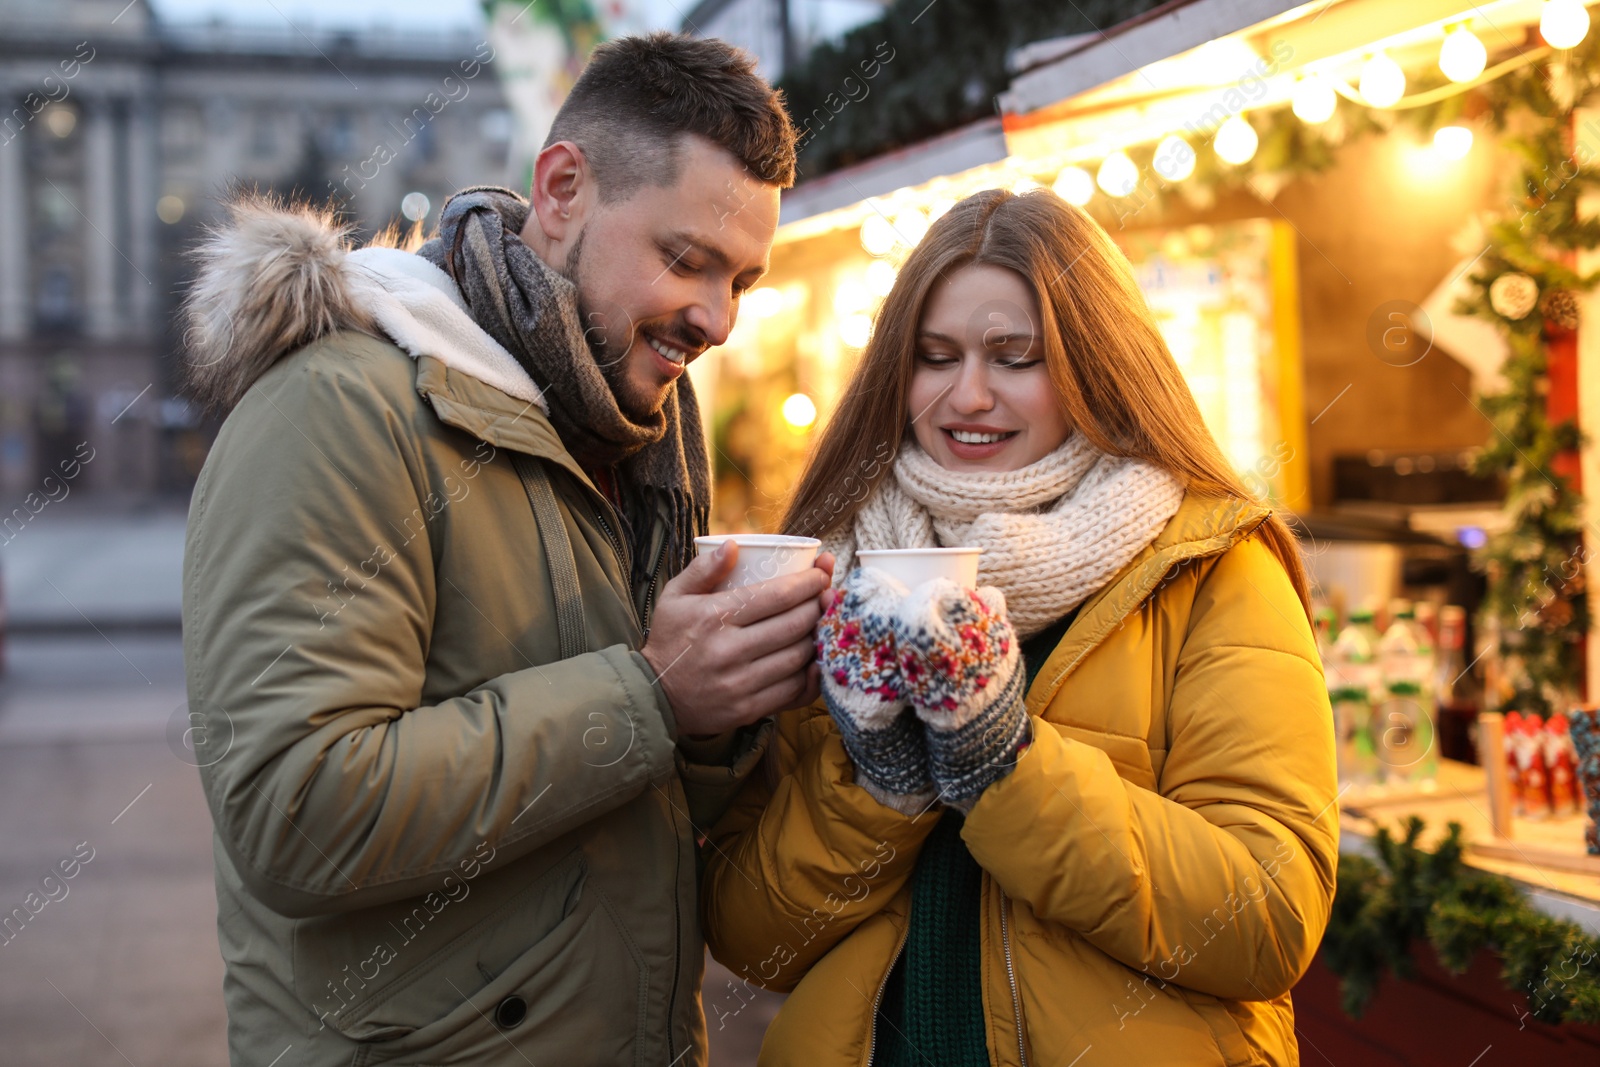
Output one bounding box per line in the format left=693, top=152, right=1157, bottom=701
left=1096, top=152, right=1139, bottom=197
left=839, top=314, right=872, bottom=349
left=860, top=214, right=896, bottom=256
left=781, top=393, right=817, bottom=429
left=744, top=286, right=783, bottom=318
left=1153, top=135, right=1196, bottom=181
left=865, top=259, right=897, bottom=297
left=1359, top=51, right=1407, bottom=108
left=1291, top=75, right=1337, bottom=124
left=1439, top=25, right=1487, bottom=83
left=893, top=207, right=929, bottom=246
left=1541, top=0, right=1591, bottom=48
left=1433, top=125, right=1474, bottom=160
left=1213, top=116, right=1259, bottom=165
left=1052, top=166, right=1095, bottom=206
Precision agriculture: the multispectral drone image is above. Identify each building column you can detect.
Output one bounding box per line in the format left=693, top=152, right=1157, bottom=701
left=0, top=98, right=27, bottom=341
left=83, top=97, right=121, bottom=340
left=126, top=95, right=158, bottom=338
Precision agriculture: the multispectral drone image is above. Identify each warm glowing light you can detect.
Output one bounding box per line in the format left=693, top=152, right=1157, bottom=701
left=1153, top=135, right=1195, bottom=181
left=1052, top=166, right=1095, bottom=206
left=1096, top=152, right=1139, bottom=197
left=1213, top=116, right=1259, bottom=165
left=1542, top=0, right=1592, bottom=48
left=1433, top=125, right=1474, bottom=160
left=860, top=214, right=896, bottom=256
left=1010, top=176, right=1042, bottom=194
left=834, top=279, right=870, bottom=316
left=781, top=393, right=817, bottom=429
left=1439, top=26, right=1487, bottom=83
left=928, top=197, right=957, bottom=220
left=1359, top=52, right=1407, bottom=108
left=156, top=195, right=186, bottom=224
left=43, top=105, right=76, bottom=138
left=893, top=207, right=929, bottom=246
left=865, top=259, right=898, bottom=297
left=1291, top=75, right=1336, bottom=124
left=840, top=314, right=872, bottom=348
left=744, top=286, right=783, bottom=318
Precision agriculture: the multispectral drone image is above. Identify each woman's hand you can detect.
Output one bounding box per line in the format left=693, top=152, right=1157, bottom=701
left=896, top=579, right=1030, bottom=811
left=817, top=567, right=935, bottom=814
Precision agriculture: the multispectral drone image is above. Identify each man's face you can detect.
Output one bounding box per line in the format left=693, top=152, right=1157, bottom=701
left=566, top=136, right=780, bottom=419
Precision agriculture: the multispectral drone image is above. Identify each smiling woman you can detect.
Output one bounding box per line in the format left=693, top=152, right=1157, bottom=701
left=702, top=188, right=1338, bottom=1067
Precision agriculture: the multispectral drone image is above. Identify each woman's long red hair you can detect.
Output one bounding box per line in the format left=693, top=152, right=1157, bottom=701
left=779, top=188, right=1310, bottom=617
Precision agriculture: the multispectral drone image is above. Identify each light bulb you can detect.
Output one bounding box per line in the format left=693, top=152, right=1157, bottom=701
left=781, top=393, right=817, bottom=429
left=1153, top=135, right=1196, bottom=181
left=928, top=197, right=956, bottom=220
left=1439, top=26, right=1487, bottom=83
left=744, top=286, right=783, bottom=318
left=1096, top=152, right=1139, bottom=197
left=1542, top=0, right=1591, bottom=48
left=865, top=259, right=897, bottom=297
left=833, top=280, right=869, bottom=316
left=1433, top=125, right=1474, bottom=160
left=1010, top=176, right=1041, bottom=194
left=1052, top=166, right=1095, bottom=206
left=860, top=214, right=896, bottom=256
left=839, top=314, right=872, bottom=349
left=893, top=207, right=929, bottom=246
left=1213, top=116, right=1259, bottom=165
left=1291, top=75, right=1337, bottom=124
left=1359, top=52, right=1406, bottom=108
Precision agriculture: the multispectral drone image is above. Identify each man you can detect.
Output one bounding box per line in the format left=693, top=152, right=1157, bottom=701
left=181, top=33, right=824, bottom=1066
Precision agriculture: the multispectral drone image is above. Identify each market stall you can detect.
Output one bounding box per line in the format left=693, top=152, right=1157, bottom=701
left=696, top=0, right=1600, bottom=1045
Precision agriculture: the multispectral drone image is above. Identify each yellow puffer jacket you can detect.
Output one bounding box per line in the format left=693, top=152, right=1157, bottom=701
left=702, top=493, right=1338, bottom=1067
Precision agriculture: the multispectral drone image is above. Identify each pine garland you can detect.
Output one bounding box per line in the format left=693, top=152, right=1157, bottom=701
left=1455, top=45, right=1600, bottom=718
left=1323, top=816, right=1600, bottom=1025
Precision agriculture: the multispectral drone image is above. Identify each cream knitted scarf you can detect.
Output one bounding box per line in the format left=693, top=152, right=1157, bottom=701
left=824, top=434, right=1187, bottom=637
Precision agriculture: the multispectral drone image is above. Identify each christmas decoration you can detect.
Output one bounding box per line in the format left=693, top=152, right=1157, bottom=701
left=1542, top=287, right=1582, bottom=331
left=1321, top=817, right=1600, bottom=1025
left=1489, top=271, right=1539, bottom=319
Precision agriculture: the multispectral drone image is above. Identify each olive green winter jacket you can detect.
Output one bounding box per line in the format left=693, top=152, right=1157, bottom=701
left=182, top=212, right=764, bottom=1067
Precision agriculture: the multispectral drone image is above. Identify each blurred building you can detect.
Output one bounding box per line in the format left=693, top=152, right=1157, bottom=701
left=681, top=0, right=890, bottom=81
left=0, top=0, right=515, bottom=498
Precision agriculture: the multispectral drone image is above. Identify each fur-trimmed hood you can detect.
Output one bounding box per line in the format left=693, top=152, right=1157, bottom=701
left=182, top=198, right=546, bottom=415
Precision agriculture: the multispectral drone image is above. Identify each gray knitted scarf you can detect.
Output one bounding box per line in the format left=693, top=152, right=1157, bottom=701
left=418, top=186, right=710, bottom=589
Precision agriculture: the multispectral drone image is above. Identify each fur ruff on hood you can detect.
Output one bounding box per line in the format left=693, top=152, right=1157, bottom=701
left=182, top=197, right=546, bottom=416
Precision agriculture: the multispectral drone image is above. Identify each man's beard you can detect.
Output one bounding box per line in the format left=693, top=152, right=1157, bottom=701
left=565, top=231, right=669, bottom=423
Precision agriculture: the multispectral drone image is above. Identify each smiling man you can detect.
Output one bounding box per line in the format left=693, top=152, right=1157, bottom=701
left=180, top=33, right=822, bottom=1067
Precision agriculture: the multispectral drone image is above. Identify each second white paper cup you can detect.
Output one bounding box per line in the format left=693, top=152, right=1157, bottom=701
left=856, top=547, right=981, bottom=589
left=694, top=534, right=822, bottom=590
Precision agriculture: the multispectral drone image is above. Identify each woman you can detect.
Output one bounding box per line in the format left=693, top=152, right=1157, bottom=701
left=701, top=189, right=1337, bottom=1066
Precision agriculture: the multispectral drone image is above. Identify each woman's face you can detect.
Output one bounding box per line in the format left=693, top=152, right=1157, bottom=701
left=907, top=263, right=1073, bottom=473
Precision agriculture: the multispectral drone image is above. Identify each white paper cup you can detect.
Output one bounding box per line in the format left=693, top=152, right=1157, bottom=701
left=856, top=547, right=982, bottom=589
left=694, top=534, right=822, bottom=591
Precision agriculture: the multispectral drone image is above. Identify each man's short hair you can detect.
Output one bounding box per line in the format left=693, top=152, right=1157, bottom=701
left=545, top=32, right=797, bottom=200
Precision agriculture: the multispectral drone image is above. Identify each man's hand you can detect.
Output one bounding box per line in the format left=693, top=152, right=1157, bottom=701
left=641, top=543, right=833, bottom=735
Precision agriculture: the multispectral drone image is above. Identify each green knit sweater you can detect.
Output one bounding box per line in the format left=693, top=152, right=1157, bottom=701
left=870, top=610, right=1076, bottom=1067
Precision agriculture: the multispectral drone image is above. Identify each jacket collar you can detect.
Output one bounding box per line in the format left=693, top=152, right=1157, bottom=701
left=414, top=355, right=601, bottom=496
left=1025, top=491, right=1273, bottom=712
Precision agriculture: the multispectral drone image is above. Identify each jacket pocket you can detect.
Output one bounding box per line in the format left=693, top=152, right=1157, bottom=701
left=300, top=848, right=586, bottom=1042
left=1174, top=986, right=1260, bottom=1067
left=348, top=872, right=646, bottom=1065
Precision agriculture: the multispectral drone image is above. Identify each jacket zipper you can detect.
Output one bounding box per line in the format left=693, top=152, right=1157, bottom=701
left=864, top=925, right=910, bottom=1067
left=1000, top=888, right=1030, bottom=1067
